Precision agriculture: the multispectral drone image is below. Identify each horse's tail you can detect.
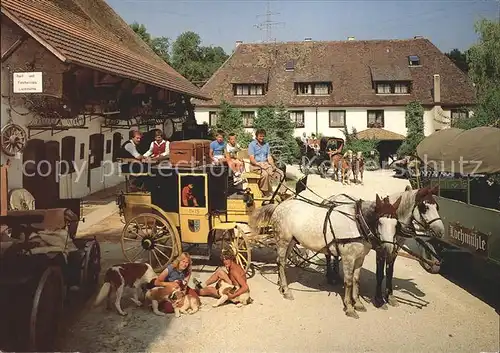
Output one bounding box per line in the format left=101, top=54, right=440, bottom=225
left=249, top=203, right=278, bottom=235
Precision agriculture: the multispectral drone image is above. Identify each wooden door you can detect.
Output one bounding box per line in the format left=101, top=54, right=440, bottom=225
left=22, top=139, right=45, bottom=207
left=112, top=132, right=122, bottom=162
left=42, top=141, right=60, bottom=208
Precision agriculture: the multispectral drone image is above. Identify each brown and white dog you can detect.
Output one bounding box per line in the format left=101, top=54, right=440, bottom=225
left=145, top=286, right=201, bottom=318
left=212, top=280, right=253, bottom=308
left=93, top=262, right=157, bottom=316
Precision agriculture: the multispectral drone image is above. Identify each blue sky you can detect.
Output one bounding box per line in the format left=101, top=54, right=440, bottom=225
left=107, top=0, right=499, bottom=53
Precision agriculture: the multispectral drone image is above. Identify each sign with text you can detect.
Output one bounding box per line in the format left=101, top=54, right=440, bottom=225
left=13, top=72, right=43, bottom=93
left=447, top=222, right=488, bottom=257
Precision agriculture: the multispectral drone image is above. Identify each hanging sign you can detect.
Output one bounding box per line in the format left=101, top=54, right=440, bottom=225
left=13, top=72, right=43, bottom=93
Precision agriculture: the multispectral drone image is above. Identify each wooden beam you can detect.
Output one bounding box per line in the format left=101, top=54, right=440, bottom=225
left=132, top=82, right=146, bottom=95
left=1, top=36, right=26, bottom=62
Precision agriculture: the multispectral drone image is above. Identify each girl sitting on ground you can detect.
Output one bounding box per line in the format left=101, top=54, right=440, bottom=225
left=154, top=252, right=200, bottom=313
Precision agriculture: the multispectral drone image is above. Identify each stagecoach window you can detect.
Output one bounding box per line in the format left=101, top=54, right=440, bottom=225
left=329, top=110, right=346, bottom=128
left=209, top=111, right=218, bottom=126
left=367, top=110, right=384, bottom=128
left=242, top=111, right=255, bottom=128
left=289, top=110, right=305, bottom=128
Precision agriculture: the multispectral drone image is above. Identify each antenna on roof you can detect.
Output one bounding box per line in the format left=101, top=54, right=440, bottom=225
left=254, top=1, right=284, bottom=42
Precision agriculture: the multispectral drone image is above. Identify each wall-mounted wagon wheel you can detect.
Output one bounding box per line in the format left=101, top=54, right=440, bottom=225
left=1, top=123, right=27, bottom=156
left=81, top=240, right=101, bottom=298
left=29, top=266, right=65, bottom=352
left=213, top=226, right=252, bottom=273
left=8, top=188, right=36, bottom=210
left=121, top=213, right=180, bottom=271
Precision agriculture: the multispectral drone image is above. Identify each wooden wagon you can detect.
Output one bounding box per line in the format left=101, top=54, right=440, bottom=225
left=0, top=166, right=100, bottom=352
left=116, top=156, right=308, bottom=272
left=411, top=127, right=500, bottom=272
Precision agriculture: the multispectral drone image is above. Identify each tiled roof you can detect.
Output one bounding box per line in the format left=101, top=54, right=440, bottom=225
left=195, top=38, right=475, bottom=107
left=356, top=128, right=406, bottom=141
left=1, top=0, right=208, bottom=100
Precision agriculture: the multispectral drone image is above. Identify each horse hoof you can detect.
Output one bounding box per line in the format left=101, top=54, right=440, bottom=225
left=354, top=301, right=367, bottom=312
left=345, top=308, right=359, bottom=319
left=373, top=297, right=386, bottom=309
left=283, top=291, right=294, bottom=300
left=387, top=296, right=399, bottom=307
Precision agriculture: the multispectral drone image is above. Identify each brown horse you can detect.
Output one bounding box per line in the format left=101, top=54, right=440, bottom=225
left=352, top=152, right=364, bottom=184
left=329, top=151, right=352, bottom=184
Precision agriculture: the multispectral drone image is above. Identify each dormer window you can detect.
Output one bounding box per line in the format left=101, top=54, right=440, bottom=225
left=375, top=81, right=410, bottom=94
left=408, top=55, right=420, bottom=66
left=296, top=82, right=331, bottom=95
left=234, top=84, right=265, bottom=96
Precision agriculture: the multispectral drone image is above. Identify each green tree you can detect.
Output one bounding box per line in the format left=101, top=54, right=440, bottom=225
left=397, top=101, right=425, bottom=156
left=213, top=101, right=253, bottom=147
left=170, top=31, right=229, bottom=84
left=445, top=48, right=468, bottom=73
left=255, top=104, right=300, bottom=164
left=130, top=22, right=170, bottom=63
left=454, top=19, right=500, bottom=129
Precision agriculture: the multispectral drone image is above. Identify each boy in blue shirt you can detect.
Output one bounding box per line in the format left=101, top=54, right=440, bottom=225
left=248, top=129, right=286, bottom=196
left=210, top=130, right=227, bottom=164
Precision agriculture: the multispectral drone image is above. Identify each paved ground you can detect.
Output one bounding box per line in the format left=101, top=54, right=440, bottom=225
left=61, top=169, right=499, bottom=353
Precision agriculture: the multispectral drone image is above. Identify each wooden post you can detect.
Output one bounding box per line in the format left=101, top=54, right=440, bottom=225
left=0, top=165, right=8, bottom=216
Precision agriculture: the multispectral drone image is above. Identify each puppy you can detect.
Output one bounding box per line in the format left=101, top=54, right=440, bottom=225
left=93, top=262, right=157, bottom=316
left=145, top=287, right=201, bottom=318
left=212, top=280, right=253, bottom=308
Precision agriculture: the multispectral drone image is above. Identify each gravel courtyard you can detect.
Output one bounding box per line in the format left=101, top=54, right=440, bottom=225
left=62, top=169, right=499, bottom=353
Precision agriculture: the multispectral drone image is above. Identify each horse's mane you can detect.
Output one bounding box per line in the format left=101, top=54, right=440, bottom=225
left=388, top=189, right=417, bottom=225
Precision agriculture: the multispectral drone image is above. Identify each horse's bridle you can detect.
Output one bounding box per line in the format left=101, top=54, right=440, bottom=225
left=411, top=202, right=442, bottom=236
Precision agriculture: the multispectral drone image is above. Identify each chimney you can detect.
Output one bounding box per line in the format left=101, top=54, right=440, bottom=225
left=235, top=40, right=243, bottom=48
left=347, top=36, right=355, bottom=41
left=304, top=37, right=312, bottom=41
left=433, top=74, right=441, bottom=104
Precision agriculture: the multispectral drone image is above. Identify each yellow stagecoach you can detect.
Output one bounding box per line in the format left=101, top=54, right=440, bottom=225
left=116, top=153, right=307, bottom=272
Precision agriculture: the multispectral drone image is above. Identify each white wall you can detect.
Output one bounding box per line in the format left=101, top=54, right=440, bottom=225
left=1, top=65, right=133, bottom=199
left=195, top=106, right=453, bottom=139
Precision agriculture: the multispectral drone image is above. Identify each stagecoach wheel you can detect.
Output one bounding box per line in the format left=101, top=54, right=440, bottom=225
left=299, top=157, right=310, bottom=174
left=29, top=266, right=64, bottom=352
left=81, top=240, right=101, bottom=298
left=219, top=226, right=252, bottom=273
left=121, top=213, right=179, bottom=271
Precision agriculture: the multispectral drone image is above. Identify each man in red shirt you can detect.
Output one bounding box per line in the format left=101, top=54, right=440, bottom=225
left=181, top=184, right=198, bottom=207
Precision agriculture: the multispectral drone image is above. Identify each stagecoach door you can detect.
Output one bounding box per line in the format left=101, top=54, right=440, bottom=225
left=178, top=173, right=210, bottom=243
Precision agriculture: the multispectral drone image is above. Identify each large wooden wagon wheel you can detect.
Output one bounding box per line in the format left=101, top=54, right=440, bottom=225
left=80, top=240, right=101, bottom=298
left=1, top=123, right=27, bottom=156
left=29, top=266, right=65, bottom=352
left=212, top=225, right=252, bottom=273
left=8, top=188, right=36, bottom=210
left=121, top=213, right=180, bottom=271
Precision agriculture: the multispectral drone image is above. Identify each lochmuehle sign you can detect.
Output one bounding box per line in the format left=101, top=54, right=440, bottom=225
left=447, top=222, right=488, bottom=256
